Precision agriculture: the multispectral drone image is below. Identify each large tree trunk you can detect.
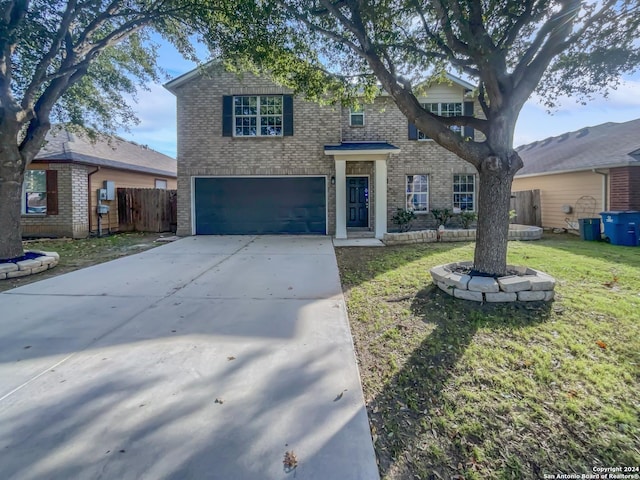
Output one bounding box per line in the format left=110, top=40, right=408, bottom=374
left=473, top=163, right=516, bottom=277
left=472, top=112, right=523, bottom=277
left=0, top=143, right=26, bottom=260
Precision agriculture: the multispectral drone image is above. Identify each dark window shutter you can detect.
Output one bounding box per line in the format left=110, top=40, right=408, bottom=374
left=464, top=101, right=474, bottom=140
left=283, top=95, right=294, bottom=136
left=46, top=170, right=58, bottom=215
left=408, top=122, right=418, bottom=140
left=222, top=95, right=233, bottom=137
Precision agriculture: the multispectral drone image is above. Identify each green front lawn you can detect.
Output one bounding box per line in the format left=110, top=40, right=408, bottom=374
left=336, top=234, right=640, bottom=480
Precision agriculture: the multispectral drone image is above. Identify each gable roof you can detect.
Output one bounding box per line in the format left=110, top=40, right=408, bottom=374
left=515, top=118, right=640, bottom=177
left=35, top=127, right=177, bottom=178
left=164, top=61, right=476, bottom=96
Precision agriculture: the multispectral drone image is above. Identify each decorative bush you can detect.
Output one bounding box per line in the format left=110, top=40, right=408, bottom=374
left=392, top=208, right=417, bottom=232
left=459, top=211, right=477, bottom=229
left=431, top=208, right=453, bottom=227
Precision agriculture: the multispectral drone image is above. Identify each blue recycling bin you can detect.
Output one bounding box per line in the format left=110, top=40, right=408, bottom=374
left=600, top=211, right=640, bottom=246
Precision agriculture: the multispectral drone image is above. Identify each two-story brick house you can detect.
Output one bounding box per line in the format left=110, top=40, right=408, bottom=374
left=165, top=64, right=479, bottom=239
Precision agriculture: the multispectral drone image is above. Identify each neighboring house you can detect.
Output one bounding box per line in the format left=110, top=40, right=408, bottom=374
left=512, top=119, right=640, bottom=229
left=165, top=64, right=480, bottom=239
left=22, top=127, right=177, bottom=238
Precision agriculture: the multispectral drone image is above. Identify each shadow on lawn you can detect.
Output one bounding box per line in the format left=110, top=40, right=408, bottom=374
left=368, top=285, right=553, bottom=479
left=535, top=234, right=640, bottom=269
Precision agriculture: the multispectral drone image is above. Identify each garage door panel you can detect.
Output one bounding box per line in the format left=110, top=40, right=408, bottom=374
left=195, top=177, right=326, bottom=235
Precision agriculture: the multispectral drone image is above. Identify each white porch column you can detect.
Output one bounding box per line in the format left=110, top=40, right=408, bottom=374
left=374, top=159, right=388, bottom=239
left=335, top=159, right=347, bottom=239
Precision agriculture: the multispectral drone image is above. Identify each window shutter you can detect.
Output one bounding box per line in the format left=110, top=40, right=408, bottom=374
left=46, top=170, right=58, bottom=215
left=283, top=95, right=294, bottom=136
left=222, top=95, right=233, bottom=137
left=463, top=101, right=474, bottom=140
left=408, top=122, right=418, bottom=140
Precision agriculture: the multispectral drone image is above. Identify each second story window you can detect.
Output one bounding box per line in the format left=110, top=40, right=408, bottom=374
left=234, top=95, right=283, bottom=136
left=418, top=102, right=463, bottom=139
left=350, top=106, right=364, bottom=126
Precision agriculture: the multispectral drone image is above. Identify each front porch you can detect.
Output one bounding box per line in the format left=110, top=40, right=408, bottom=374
left=324, top=142, right=400, bottom=240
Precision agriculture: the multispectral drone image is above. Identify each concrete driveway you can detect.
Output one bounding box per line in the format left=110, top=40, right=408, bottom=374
left=0, top=236, right=378, bottom=480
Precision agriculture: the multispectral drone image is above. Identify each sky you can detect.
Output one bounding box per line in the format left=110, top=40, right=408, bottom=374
left=117, top=39, right=640, bottom=159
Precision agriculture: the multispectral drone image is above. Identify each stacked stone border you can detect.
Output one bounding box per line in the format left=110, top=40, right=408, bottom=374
left=383, top=224, right=543, bottom=246
left=0, top=251, right=60, bottom=281
left=430, top=261, right=556, bottom=303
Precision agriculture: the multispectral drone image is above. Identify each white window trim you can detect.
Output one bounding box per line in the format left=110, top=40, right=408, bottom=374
left=349, top=107, right=365, bottom=127
left=406, top=174, right=429, bottom=213
left=417, top=102, right=463, bottom=140
left=233, top=95, right=283, bottom=137
left=155, top=179, right=168, bottom=190
left=22, top=169, right=47, bottom=215
left=452, top=174, right=476, bottom=212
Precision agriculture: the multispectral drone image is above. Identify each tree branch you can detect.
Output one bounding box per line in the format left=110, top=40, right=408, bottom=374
left=22, top=0, right=78, bottom=111
left=511, top=0, right=583, bottom=109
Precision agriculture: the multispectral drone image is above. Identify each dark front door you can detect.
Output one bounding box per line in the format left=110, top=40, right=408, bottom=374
left=347, top=177, right=369, bottom=227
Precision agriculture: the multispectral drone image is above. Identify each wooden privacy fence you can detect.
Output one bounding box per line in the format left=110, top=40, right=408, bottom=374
left=117, top=188, right=177, bottom=233
left=510, top=189, right=542, bottom=227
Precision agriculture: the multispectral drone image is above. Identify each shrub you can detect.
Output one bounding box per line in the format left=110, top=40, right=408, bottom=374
left=431, top=208, right=453, bottom=227
left=459, top=211, right=478, bottom=229
left=392, top=208, right=417, bottom=232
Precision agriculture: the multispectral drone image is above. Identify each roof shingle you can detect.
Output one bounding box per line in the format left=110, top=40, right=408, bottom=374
left=36, top=127, right=177, bottom=178
left=516, top=118, right=640, bottom=177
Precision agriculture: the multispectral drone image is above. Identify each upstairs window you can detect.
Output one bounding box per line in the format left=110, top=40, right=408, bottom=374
left=453, top=174, right=475, bottom=211
left=234, top=95, right=283, bottom=137
left=350, top=106, right=364, bottom=126
left=417, top=102, right=463, bottom=140
left=409, top=101, right=474, bottom=141
left=406, top=175, right=429, bottom=212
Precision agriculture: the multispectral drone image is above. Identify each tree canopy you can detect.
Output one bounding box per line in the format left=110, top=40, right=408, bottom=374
left=0, top=0, right=232, bottom=258
left=210, top=0, right=640, bottom=275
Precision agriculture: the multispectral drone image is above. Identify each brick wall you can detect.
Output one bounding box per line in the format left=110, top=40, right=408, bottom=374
left=21, top=163, right=84, bottom=238
left=610, top=166, right=640, bottom=211
left=341, top=95, right=478, bottom=231
left=174, top=67, right=341, bottom=235
left=173, top=67, right=479, bottom=235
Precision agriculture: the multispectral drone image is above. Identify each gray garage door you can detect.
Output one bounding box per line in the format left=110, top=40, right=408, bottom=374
left=194, top=177, right=326, bottom=235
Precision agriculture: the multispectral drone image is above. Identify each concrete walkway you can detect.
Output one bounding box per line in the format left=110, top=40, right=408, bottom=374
left=0, top=236, right=378, bottom=480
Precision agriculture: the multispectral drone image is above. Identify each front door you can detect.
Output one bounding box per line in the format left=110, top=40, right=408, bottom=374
left=347, top=177, right=369, bottom=227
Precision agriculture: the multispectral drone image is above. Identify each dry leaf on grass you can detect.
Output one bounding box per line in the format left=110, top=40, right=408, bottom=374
left=283, top=450, right=298, bottom=470
left=596, top=340, right=607, bottom=349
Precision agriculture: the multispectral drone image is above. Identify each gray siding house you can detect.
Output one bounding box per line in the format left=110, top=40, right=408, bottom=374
left=165, top=65, right=479, bottom=239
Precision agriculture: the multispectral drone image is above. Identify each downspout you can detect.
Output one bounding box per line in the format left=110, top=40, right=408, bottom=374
left=593, top=169, right=609, bottom=212
left=88, top=166, right=100, bottom=235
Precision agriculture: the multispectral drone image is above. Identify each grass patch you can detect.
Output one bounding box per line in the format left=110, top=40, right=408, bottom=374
left=0, top=232, right=166, bottom=292
left=336, top=233, right=640, bottom=480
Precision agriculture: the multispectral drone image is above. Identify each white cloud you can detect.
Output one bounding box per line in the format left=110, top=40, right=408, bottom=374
left=117, top=83, right=178, bottom=157
left=529, top=77, right=640, bottom=112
